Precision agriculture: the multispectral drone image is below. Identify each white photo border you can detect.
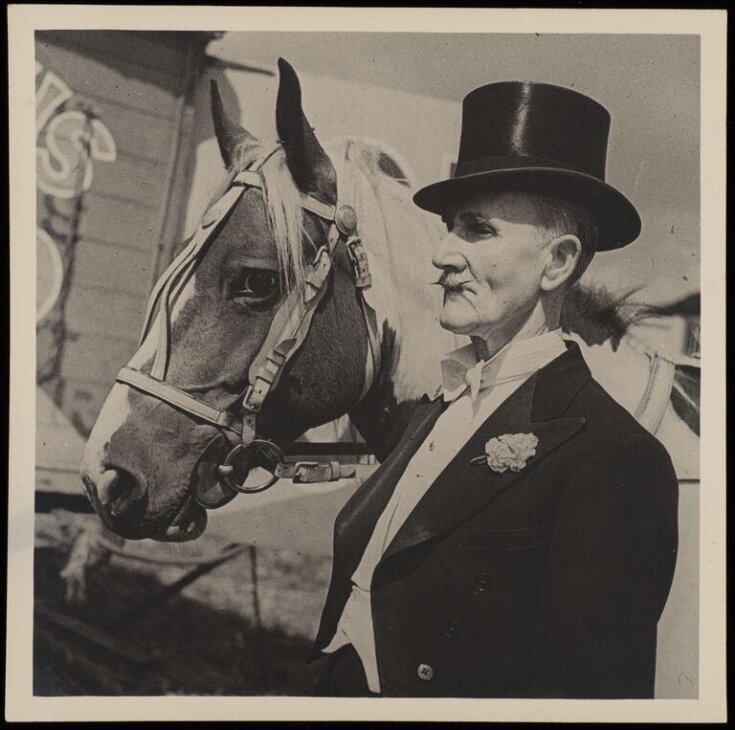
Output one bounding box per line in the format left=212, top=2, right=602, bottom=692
left=7, top=5, right=726, bottom=723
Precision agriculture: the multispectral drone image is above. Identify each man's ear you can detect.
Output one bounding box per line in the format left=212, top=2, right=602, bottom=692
left=541, top=235, right=582, bottom=292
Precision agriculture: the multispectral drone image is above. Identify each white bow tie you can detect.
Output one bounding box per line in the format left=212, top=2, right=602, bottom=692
left=442, top=358, right=498, bottom=403
left=441, top=343, right=566, bottom=404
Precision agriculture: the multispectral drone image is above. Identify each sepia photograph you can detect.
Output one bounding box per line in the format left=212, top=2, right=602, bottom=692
left=7, top=5, right=726, bottom=724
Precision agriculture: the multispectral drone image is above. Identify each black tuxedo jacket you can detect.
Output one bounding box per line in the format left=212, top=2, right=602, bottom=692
left=313, top=344, right=679, bottom=698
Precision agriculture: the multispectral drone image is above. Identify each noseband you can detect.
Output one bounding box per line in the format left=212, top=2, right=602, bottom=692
left=115, top=156, right=381, bottom=505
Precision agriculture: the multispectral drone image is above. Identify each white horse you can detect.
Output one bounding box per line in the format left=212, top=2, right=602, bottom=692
left=561, top=287, right=699, bottom=479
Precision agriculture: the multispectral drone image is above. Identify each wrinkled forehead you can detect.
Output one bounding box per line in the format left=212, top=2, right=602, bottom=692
left=451, top=189, right=548, bottom=227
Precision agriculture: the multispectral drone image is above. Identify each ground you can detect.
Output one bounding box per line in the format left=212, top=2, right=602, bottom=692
left=33, top=512, right=333, bottom=696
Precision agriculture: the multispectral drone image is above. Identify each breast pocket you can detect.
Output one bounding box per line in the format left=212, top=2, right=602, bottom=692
left=457, top=524, right=550, bottom=550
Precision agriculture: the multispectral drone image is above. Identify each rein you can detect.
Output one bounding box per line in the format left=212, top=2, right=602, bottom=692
left=115, top=157, right=381, bottom=507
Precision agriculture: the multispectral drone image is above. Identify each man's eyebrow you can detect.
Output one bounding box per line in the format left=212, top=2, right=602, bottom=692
left=457, top=211, right=496, bottom=226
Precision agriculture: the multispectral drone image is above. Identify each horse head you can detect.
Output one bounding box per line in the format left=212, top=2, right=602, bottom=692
left=80, top=59, right=373, bottom=541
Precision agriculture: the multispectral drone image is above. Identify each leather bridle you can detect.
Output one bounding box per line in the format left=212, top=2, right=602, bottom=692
left=115, top=155, right=381, bottom=507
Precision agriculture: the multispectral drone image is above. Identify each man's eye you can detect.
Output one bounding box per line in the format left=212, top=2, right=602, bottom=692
left=232, top=269, right=279, bottom=300
left=457, top=224, right=496, bottom=242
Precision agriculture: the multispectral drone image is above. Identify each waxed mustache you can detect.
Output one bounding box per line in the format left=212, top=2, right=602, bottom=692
left=431, top=272, right=475, bottom=291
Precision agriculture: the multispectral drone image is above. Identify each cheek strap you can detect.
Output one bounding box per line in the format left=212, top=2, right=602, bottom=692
left=242, top=246, right=333, bottom=414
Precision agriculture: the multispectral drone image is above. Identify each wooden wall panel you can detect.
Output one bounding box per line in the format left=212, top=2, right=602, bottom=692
left=71, top=238, right=152, bottom=298
left=54, top=104, right=176, bottom=165
left=36, top=30, right=210, bottom=444
left=88, top=155, right=171, bottom=207
left=60, top=333, right=140, bottom=387
left=35, top=35, right=183, bottom=117
left=39, top=30, right=191, bottom=79
left=77, top=193, right=160, bottom=252
left=64, top=286, right=145, bottom=341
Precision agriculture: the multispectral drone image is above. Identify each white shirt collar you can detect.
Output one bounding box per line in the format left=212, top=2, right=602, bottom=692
left=441, top=329, right=566, bottom=402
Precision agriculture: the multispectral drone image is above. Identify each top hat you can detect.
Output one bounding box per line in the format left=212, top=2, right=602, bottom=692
left=413, top=82, right=641, bottom=250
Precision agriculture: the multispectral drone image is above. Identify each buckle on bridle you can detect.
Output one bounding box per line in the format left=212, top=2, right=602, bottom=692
left=285, top=460, right=357, bottom=483
left=241, top=384, right=262, bottom=413
left=346, top=236, right=372, bottom=288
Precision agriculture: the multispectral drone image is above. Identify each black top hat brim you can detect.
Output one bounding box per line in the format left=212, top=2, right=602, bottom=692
left=413, top=166, right=641, bottom=252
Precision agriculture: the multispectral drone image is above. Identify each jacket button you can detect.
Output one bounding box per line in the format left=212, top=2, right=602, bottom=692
left=474, top=574, right=489, bottom=595
left=444, top=620, right=459, bottom=640
left=417, top=663, right=434, bottom=681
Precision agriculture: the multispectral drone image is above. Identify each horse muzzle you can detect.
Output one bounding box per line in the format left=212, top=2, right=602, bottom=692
left=80, top=464, right=208, bottom=542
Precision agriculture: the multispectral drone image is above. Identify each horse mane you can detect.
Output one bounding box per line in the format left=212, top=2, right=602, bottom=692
left=231, top=140, right=313, bottom=293
left=326, top=137, right=460, bottom=400
left=226, top=136, right=459, bottom=402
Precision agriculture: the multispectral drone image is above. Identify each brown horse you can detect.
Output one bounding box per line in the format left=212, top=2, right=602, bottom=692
left=80, top=59, right=457, bottom=543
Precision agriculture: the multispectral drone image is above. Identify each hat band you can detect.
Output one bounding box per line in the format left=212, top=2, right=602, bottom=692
left=455, top=154, right=602, bottom=180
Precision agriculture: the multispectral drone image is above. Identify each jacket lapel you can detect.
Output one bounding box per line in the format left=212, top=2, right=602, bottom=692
left=380, top=343, right=590, bottom=564
left=332, top=395, right=446, bottom=577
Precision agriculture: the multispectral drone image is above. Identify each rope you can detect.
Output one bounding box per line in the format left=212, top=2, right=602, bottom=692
left=96, top=535, right=247, bottom=567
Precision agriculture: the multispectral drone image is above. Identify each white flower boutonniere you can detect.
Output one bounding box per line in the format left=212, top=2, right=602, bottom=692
left=470, top=432, right=539, bottom=473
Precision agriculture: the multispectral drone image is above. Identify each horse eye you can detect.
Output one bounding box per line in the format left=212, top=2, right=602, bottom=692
left=233, top=269, right=279, bottom=300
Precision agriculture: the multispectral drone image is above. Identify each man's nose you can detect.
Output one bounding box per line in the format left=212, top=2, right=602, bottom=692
left=432, top=232, right=467, bottom=272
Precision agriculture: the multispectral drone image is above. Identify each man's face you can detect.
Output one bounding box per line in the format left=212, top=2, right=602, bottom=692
left=433, top=191, right=551, bottom=338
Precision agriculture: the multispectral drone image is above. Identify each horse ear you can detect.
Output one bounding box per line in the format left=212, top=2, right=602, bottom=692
left=276, top=58, right=336, bottom=202
left=211, top=80, right=255, bottom=168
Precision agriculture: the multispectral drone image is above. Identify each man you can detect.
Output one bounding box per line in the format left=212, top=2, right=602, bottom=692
left=312, top=81, right=679, bottom=698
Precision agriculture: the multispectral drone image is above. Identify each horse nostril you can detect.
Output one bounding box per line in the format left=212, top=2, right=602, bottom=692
left=95, top=468, right=139, bottom=516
